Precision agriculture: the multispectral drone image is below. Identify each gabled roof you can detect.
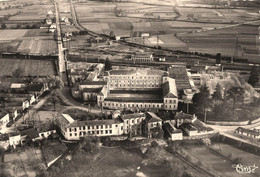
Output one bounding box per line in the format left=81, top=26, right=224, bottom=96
left=27, top=83, right=44, bottom=92
left=121, top=113, right=145, bottom=120
left=36, top=122, right=56, bottom=133
left=108, top=69, right=165, bottom=76
left=0, top=134, right=9, bottom=141
left=236, top=127, right=260, bottom=136
left=146, top=112, right=162, bottom=123
left=62, top=114, right=75, bottom=124
left=67, top=118, right=123, bottom=128
left=82, top=88, right=103, bottom=93
left=19, top=128, right=39, bottom=139
left=163, top=78, right=178, bottom=98
left=174, top=112, right=195, bottom=120
left=181, top=123, right=197, bottom=131
left=164, top=122, right=182, bottom=134
left=80, top=81, right=106, bottom=86
left=0, top=110, right=8, bottom=119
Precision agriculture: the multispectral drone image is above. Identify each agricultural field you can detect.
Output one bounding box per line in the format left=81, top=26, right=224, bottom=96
left=0, top=58, right=57, bottom=77
left=184, top=145, right=257, bottom=177
left=0, top=29, right=28, bottom=41
left=0, top=28, right=57, bottom=54
left=17, top=39, right=57, bottom=54
left=75, top=1, right=259, bottom=62
left=178, top=24, right=259, bottom=61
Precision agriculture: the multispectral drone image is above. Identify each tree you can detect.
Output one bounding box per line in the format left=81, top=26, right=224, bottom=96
left=104, top=57, right=112, bottom=71
left=226, top=86, right=244, bottom=117
left=1, top=23, right=6, bottom=29
left=12, top=68, right=23, bottom=78
left=248, top=66, right=259, bottom=87
left=192, top=84, right=211, bottom=122
left=109, top=31, right=115, bottom=40
left=212, top=83, right=222, bottom=101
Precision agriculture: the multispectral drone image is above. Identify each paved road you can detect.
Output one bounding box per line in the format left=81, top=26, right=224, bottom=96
left=206, top=121, right=260, bottom=147
left=6, top=91, right=53, bottom=133
left=53, top=0, right=66, bottom=74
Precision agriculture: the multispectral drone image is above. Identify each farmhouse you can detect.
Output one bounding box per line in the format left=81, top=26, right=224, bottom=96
left=163, top=122, right=183, bottom=141
left=235, top=127, right=260, bottom=139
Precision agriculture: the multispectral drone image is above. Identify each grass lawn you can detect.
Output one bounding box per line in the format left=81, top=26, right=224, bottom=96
left=184, top=146, right=257, bottom=177
left=48, top=146, right=205, bottom=177
left=211, top=143, right=260, bottom=176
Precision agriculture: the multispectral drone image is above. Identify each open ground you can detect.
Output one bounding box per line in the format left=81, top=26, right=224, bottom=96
left=0, top=58, right=57, bottom=77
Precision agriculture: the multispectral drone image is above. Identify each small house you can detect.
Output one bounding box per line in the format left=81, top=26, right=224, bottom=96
left=163, top=122, right=183, bottom=141
left=235, top=127, right=260, bottom=139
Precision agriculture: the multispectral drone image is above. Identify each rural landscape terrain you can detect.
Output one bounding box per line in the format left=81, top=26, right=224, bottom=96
left=0, top=0, right=260, bottom=177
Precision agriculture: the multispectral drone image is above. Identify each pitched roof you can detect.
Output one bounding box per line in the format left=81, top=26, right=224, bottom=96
left=36, top=122, right=56, bottom=133
left=174, top=112, right=195, bottom=120
left=19, top=128, right=39, bottom=139
left=109, top=68, right=165, bottom=76
left=146, top=112, right=162, bottom=123
left=67, top=118, right=123, bottom=128
left=0, top=134, right=9, bottom=141
left=181, top=123, right=197, bottom=131
left=163, top=78, right=178, bottom=98
left=236, top=127, right=260, bottom=136
left=0, top=110, right=8, bottom=119
left=121, top=113, right=145, bottom=120
left=164, top=122, right=182, bottom=134
left=82, top=88, right=103, bottom=93
left=80, top=81, right=106, bottom=85
left=27, top=83, right=44, bottom=92
left=168, top=66, right=191, bottom=91
left=62, top=114, right=75, bottom=124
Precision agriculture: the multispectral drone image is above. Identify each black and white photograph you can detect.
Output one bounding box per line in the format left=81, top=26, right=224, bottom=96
left=0, top=0, right=260, bottom=176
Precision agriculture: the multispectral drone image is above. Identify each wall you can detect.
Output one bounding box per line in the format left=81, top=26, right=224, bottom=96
left=206, top=120, right=249, bottom=126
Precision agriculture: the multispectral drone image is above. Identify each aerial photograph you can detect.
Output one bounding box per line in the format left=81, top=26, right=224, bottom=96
left=0, top=0, right=259, bottom=176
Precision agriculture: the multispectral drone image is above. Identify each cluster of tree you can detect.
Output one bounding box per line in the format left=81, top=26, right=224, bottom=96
left=192, top=82, right=246, bottom=121
left=78, top=136, right=100, bottom=153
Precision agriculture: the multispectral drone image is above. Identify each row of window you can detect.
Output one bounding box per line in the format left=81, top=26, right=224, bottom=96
left=165, top=99, right=177, bottom=104
left=125, top=118, right=144, bottom=125
left=68, top=124, right=113, bottom=132
left=111, top=80, right=161, bottom=83
left=69, top=129, right=113, bottom=137
left=110, top=76, right=161, bottom=80
left=110, top=84, right=161, bottom=88
left=104, top=102, right=163, bottom=109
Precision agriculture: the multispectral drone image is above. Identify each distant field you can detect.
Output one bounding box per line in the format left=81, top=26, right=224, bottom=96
left=0, top=29, right=28, bottom=41
left=0, top=59, right=57, bottom=76
left=17, top=39, right=57, bottom=54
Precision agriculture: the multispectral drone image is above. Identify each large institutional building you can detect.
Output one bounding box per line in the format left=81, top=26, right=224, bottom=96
left=74, top=68, right=179, bottom=111
left=102, top=68, right=178, bottom=110
left=57, top=112, right=162, bottom=140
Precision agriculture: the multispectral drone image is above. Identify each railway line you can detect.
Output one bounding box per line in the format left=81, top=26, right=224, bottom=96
left=68, top=0, right=259, bottom=72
